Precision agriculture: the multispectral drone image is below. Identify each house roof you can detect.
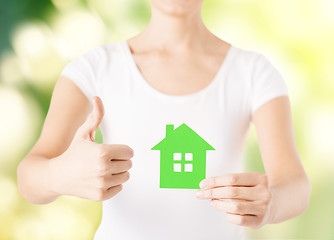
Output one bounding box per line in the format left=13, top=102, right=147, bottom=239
left=151, top=123, right=215, bottom=151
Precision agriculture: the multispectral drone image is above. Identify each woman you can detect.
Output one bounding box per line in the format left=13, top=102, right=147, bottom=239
left=17, top=0, right=311, bottom=239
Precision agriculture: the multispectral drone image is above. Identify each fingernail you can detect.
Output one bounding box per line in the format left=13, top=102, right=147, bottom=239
left=199, top=180, right=206, bottom=189
left=196, top=191, right=204, bottom=197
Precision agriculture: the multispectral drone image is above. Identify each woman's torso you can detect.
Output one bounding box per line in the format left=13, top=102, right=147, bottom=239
left=90, top=40, right=256, bottom=239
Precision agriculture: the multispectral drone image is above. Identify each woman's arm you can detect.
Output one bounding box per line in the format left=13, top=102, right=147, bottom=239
left=196, top=96, right=311, bottom=228
left=251, top=95, right=311, bottom=223
left=17, top=76, right=90, bottom=204
left=17, top=76, right=133, bottom=204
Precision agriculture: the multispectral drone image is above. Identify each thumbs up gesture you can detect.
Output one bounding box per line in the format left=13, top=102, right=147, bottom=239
left=50, top=96, right=134, bottom=201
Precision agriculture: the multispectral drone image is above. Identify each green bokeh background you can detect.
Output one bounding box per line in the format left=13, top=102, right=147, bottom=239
left=1, top=0, right=333, bottom=239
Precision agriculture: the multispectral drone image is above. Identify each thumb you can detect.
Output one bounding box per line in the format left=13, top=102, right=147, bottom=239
left=76, top=96, right=104, bottom=141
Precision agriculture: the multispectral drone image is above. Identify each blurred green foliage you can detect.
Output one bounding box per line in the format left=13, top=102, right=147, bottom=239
left=1, top=0, right=334, bottom=239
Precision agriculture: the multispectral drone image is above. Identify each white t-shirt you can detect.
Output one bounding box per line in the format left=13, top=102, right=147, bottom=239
left=61, top=40, right=289, bottom=240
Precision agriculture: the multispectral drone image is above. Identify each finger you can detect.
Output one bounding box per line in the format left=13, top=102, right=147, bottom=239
left=94, top=184, right=123, bottom=201
left=196, top=186, right=258, bottom=201
left=102, top=144, right=134, bottom=160
left=95, top=171, right=130, bottom=189
left=200, top=172, right=264, bottom=189
left=76, top=96, right=105, bottom=141
left=109, top=171, right=130, bottom=187
left=210, top=199, right=263, bottom=215
left=105, top=184, right=123, bottom=199
left=108, top=160, right=133, bottom=174
left=225, top=212, right=259, bottom=228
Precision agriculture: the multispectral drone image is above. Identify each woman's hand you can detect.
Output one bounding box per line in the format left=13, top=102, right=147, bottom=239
left=196, top=172, right=273, bottom=229
left=49, top=96, right=134, bottom=201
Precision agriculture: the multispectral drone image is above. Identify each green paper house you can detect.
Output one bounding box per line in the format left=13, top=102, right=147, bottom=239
left=151, top=123, right=215, bottom=189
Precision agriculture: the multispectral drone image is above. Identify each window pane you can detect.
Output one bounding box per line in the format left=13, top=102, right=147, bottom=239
left=185, top=153, right=193, bottom=161
left=173, top=163, right=181, bottom=172
left=173, top=153, right=181, bottom=160
left=184, top=164, right=193, bottom=172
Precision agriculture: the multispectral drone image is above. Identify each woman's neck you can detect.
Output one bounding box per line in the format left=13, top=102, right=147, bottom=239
left=131, top=5, right=214, bottom=52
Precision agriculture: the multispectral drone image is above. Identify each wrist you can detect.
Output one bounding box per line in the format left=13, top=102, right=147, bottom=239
left=267, top=186, right=278, bottom=224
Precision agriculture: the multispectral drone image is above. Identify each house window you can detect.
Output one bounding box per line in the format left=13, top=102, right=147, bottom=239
left=173, top=152, right=193, bottom=172
left=173, top=163, right=181, bottom=172
left=173, top=153, right=182, bottom=160
left=184, top=164, right=193, bottom=172
left=185, top=153, right=193, bottom=161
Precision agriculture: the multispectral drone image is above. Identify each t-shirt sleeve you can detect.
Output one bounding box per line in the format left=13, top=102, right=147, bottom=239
left=60, top=47, right=102, bottom=102
left=250, top=53, right=289, bottom=114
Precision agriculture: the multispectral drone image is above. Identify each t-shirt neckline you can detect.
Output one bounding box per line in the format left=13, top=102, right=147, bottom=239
left=122, top=39, right=236, bottom=102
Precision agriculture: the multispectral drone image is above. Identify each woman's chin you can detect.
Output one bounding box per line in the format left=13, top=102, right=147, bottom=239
left=151, top=0, right=202, bottom=17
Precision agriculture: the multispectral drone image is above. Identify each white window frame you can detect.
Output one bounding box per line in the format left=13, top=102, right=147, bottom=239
left=172, top=152, right=194, bottom=172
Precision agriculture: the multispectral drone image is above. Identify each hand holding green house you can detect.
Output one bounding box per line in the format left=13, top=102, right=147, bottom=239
left=151, top=123, right=215, bottom=189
